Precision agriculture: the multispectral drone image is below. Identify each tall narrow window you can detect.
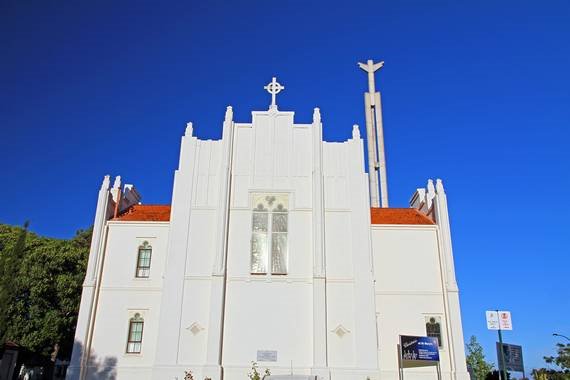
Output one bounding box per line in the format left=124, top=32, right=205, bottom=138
left=250, top=194, right=288, bottom=275
left=136, top=242, right=152, bottom=278
left=425, top=316, right=443, bottom=348
left=126, top=313, right=144, bottom=353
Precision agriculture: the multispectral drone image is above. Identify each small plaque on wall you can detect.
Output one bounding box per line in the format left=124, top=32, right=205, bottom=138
left=257, top=350, right=277, bottom=362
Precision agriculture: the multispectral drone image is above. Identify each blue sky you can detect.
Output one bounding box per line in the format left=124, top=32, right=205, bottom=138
left=1, top=0, right=568, bottom=373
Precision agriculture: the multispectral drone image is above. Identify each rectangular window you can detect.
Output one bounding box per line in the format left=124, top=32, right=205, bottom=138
left=126, top=314, right=144, bottom=353
left=136, top=242, right=152, bottom=278
left=250, top=194, right=288, bottom=275
left=425, top=316, right=443, bottom=348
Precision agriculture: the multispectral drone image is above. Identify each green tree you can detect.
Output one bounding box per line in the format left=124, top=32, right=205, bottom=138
left=545, top=343, right=570, bottom=372
left=531, top=341, right=570, bottom=380
left=0, top=221, right=29, bottom=345
left=485, top=370, right=511, bottom=380
left=0, top=224, right=91, bottom=359
left=466, top=335, right=495, bottom=380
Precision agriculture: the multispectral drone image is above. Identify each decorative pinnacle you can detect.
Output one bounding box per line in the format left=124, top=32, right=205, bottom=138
left=264, top=77, right=285, bottom=110
left=436, top=178, right=445, bottom=193
left=352, top=124, right=361, bottom=139
left=313, top=107, right=321, bottom=123
left=427, top=179, right=435, bottom=194
left=185, top=122, right=193, bottom=136
left=113, top=176, right=121, bottom=190
left=225, top=106, right=233, bottom=122
left=101, top=175, right=111, bottom=190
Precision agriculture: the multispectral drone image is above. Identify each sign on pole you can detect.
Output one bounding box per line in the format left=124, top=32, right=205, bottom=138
left=486, top=310, right=513, bottom=330
left=486, top=311, right=500, bottom=330
left=496, top=343, right=524, bottom=372
left=498, top=311, right=512, bottom=330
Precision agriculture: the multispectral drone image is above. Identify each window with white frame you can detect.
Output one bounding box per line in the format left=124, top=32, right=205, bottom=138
left=250, top=194, right=288, bottom=275
left=126, top=313, right=144, bottom=353
left=425, top=316, right=443, bottom=348
left=135, top=241, right=152, bottom=278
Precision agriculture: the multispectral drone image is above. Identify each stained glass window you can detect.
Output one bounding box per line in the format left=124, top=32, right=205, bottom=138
left=250, top=194, right=288, bottom=274
left=126, top=313, right=144, bottom=353
left=136, top=242, right=152, bottom=278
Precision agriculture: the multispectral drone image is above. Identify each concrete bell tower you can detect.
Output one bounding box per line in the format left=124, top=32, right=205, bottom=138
left=359, top=59, right=389, bottom=208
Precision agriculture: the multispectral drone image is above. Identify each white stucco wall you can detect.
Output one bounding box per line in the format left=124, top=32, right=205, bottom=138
left=86, top=222, right=169, bottom=380
left=371, top=223, right=469, bottom=380
left=69, top=106, right=469, bottom=380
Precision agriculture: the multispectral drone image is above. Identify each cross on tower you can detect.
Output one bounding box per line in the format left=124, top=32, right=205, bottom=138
left=264, top=77, right=284, bottom=110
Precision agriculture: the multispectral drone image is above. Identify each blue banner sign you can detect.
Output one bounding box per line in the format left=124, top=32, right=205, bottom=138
left=400, top=335, right=440, bottom=363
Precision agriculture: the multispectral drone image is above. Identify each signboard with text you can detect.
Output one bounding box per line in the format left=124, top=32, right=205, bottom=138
left=486, top=310, right=513, bottom=330
left=400, top=335, right=440, bottom=367
left=496, top=343, right=524, bottom=372
left=257, top=350, right=277, bottom=362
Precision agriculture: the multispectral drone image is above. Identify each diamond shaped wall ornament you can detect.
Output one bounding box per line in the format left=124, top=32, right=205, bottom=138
left=187, top=322, right=205, bottom=335
left=331, top=324, right=350, bottom=338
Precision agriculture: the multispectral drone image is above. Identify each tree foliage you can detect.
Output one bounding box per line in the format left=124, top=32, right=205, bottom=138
left=545, top=343, right=570, bottom=372
left=485, top=370, right=512, bottom=380
left=532, top=368, right=570, bottom=380
left=0, top=223, right=91, bottom=359
left=466, top=335, right=495, bottom=380
left=532, top=341, right=570, bottom=379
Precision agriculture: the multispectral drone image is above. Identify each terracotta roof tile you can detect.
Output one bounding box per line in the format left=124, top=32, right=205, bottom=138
left=113, top=205, right=171, bottom=222
left=370, top=208, right=435, bottom=225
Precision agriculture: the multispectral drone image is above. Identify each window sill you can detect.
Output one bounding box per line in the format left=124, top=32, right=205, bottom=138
left=123, top=352, right=143, bottom=357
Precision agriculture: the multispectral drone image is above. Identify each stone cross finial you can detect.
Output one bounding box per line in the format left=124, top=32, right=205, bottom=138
left=264, top=77, right=284, bottom=110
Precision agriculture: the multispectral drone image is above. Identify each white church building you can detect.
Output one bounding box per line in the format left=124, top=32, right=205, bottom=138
left=67, top=61, right=470, bottom=380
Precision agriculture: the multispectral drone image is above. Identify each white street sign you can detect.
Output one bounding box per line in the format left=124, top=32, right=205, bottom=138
left=486, top=311, right=499, bottom=330
left=486, top=310, right=513, bottom=330
left=498, top=311, right=512, bottom=330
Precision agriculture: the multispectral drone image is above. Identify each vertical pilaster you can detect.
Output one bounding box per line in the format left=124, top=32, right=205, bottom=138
left=434, top=179, right=469, bottom=380
left=204, top=106, right=235, bottom=380
left=311, top=108, right=329, bottom=379
left=67, top=175, right=113, bottom=380
left=153, top=126, right=198, bottom=377
left=349, top=127, right=379, bottom=372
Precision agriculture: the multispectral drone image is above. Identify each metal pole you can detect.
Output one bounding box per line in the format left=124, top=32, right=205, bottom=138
left=497, top=311, right=507, bottom=380
left=397, top=343, right=404, bottom=380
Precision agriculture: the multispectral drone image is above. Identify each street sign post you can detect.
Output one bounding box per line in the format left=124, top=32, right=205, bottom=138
left=486, top=310, right=513, bottom=380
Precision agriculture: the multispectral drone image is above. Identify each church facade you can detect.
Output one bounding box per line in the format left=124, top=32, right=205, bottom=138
left=67, top=68, right=470, bottom=380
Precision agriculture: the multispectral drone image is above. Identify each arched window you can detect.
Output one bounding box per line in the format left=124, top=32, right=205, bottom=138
left=136, top=242, right=152, bottom=278
left=250, top=194, right=288, bottom=275
left=425, top=316, right=443, bottom=348
left=126, top=313, right=144, bottom=353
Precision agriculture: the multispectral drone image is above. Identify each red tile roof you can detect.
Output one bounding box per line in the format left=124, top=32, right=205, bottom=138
left=113, top=205, right=432, bottom=225
left=370, top=208, right=435, bottom=225
left=113, top=205, right=171, bottom=222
